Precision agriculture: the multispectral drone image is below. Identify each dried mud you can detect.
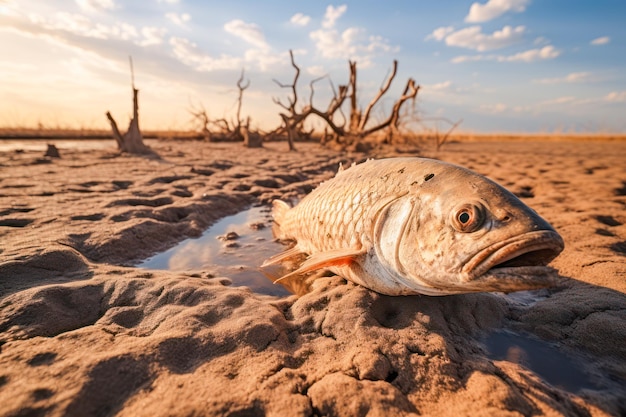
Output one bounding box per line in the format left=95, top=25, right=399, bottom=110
left=0, top=139, right=625, bottom=417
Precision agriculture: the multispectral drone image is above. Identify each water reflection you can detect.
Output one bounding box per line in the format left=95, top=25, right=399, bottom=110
left=138, top=206, right=292, bottom=297
left=0, top=139, right=117, bottom=152
left=484, top=331, right=599, bottom=393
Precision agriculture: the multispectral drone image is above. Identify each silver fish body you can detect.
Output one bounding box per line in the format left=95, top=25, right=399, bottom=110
left=264, top=157, right=564, bottom=296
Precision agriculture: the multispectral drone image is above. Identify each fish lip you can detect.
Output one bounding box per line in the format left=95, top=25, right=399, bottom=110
left=463, top=230, right=564, bottom=281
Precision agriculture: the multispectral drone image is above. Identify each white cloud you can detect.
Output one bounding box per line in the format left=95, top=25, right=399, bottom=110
left=109, top=22, right=138, bottom=40
left=0, top=0, right=19, bottom=17
left=307, top=3, right=397, bottom=64
left=157, top=0, right=179, bottom=3
left=169, top=36, right=241, bottom=71
left=444, top=25, right=525, bottom=51
left=243, top=49, right=290, bottom=72
left=307, top=65, right=326, bottom=76
left=590, top=36, right=610, bottom=46
left=365, top=35, right=396, bottom=53
left=310, top=26, right=360, bottom=59
left=137, top=26, right=167, bottom=46
left=452, top=45, right=560, bottom=63
left=310, top=26, right=395, bottom=64
left=41, top=13, right=171, bottom=49
left=75, top=0, right=116, bottom=12
left=169, top=36, right=286, bottom=73
left=290, top=13, right=310, bottom=27
left=529, top=92, right=626, bottom=108
left=533, top=71, right=592, bottom=84
left=451, top=55, right=484, bottom=64
left=498, top=91, right=626, bottom=117
left=539, top=96, right=576, bottom=106
left=166, top=12, right=190, bottom=27
left=605, top=91, right=626, bottom=102
left=479, top=103, right=508, bottom=113
left=465, top=0, right=529, bottom=23
left=422, top=81, right=478, bottom=100
left=322, top=4, right=347, bottom=29
left=425, top=26, right=454, bottom=41
left=427, top=81, right=454, bottom=91
left=501, top=45, right=560, bottom=62
left=224, top=19, right=268, bottom=49
left=30, top=11, right=138, bottom=40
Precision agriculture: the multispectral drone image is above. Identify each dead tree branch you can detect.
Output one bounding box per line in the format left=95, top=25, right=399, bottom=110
left=348, top=61, right=360, bottom=133
left=433, top=118, right=463, bottom=151
left=307, top=83, right=350, bottom=138
left=362, top=78, right=420, bottom=137
left=187, top=68, right=258, bottom=145
left=272, top=50, right=310, bottom=150
left=358, top=60, right=397, bottom=131
left=314, top=59, right=420, bottom=146
left=234, top=69, right=250, bottom=141
left=345, top=60, right=420, bottom=142
left=308, top=75, right=327, bottom=108
left=271, top=52, right=420, bottom=149
left=188, top=100, right=211, bottom=140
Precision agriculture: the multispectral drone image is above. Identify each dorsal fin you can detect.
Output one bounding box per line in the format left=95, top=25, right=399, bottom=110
left=271, top=199, right=290, bottom=226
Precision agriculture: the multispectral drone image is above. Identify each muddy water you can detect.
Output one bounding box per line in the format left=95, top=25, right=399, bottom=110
left=138, top=206, right=293, bottom=297
left=484, top=331, right=599, bottom=393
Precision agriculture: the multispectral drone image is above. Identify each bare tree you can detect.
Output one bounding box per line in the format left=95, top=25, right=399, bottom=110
left=271, top=51, right=352, bottom=150
left=327, top=60, right=420, bottom=144
left=272, top=50, right=311, bottom=151
left=272, top=52, right=420, bottom=148
left=105, top=57, right=154, bottom=155
left=188, top=100, right=211, bottom=140
left=430, top=117, right=463, bottom=151
left=307, top=79, right=350, bottom=140
left=187, top=69, right=259, bottom=145
left=233, top=69, right=250, bottom=141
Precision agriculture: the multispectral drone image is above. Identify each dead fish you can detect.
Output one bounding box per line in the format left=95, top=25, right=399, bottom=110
left=262, top=157, right=564, bottom=296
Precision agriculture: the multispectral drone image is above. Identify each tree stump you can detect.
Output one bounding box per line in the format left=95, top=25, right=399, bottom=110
left=44, top=144, right=60, bottom=158
left=106, top=88, right=156, bottom=156
left=242, top=124, right=263, bottom=148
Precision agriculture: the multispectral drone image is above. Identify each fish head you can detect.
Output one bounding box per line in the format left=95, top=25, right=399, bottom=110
left=374, top=164, right=564, bottom=295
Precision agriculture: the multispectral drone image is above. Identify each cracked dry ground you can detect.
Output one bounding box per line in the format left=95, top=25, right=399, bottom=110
left=0, top=139, right=625, bottom=417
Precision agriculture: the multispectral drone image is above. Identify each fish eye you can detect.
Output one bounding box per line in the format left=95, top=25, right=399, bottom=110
left=452, top=203, right=485, bottom=233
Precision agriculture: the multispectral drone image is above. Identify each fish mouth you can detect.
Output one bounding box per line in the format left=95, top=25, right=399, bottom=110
left=463, top=230, right=564, bottom=292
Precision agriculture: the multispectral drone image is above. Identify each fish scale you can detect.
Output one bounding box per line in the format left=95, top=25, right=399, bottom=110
left=279, top=159, right=410, bottom=253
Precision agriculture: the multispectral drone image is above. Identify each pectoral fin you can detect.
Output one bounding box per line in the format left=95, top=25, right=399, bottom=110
left=274, top=247, right=365, bottom=283
left=261, top=246, right=304, bottom=267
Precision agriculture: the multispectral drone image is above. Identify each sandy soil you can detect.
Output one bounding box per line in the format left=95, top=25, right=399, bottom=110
left=0, top=138, right=624, bottom=417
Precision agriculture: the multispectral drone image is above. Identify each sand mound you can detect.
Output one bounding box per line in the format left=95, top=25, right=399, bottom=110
left=0, top=140, right=624, bottom=416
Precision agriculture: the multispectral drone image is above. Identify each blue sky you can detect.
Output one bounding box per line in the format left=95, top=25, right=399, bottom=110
left=1, top=0, right=625, bottom=133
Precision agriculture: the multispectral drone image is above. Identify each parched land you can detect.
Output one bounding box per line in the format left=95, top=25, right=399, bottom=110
left=0, top=137, right=624, bottom=416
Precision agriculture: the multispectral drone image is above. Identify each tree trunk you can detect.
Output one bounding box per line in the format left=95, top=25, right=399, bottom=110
left=106, top=88, right=155, bottom=156
left=348, top=61, right=360, bottom=134
left=242, top=117, right=263, bottom=147
left=280, top=114, right=297, bottom=151
left=106, top=111, right=124, bottom=149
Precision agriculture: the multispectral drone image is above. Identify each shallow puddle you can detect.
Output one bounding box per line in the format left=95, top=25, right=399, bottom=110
left=138, top=206, right=293, bottom=297
left=484, top=331, right=599, bottom=393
